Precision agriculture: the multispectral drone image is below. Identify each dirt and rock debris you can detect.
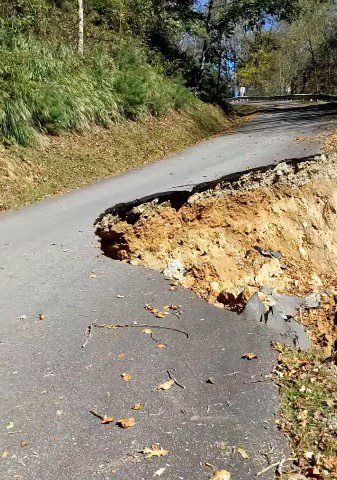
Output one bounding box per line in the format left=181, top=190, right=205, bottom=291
left=96, top=153, right=337, bottom=353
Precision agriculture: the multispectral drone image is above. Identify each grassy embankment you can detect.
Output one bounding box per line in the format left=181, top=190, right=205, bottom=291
left=0, top=36, right=246, bottom=211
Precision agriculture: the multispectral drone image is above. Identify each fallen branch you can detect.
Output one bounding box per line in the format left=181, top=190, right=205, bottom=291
left=93, top=323, right=189, bottom=338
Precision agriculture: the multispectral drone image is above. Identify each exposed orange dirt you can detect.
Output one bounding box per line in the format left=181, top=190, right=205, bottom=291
left=96, top=154, right=337, bottom=354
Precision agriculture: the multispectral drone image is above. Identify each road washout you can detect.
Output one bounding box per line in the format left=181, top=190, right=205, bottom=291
left=96, top=153, right=337, bottom=354
left=95, top=153, right=337, bottom=478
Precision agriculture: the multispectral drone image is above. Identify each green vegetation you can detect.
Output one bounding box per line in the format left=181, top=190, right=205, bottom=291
left=275, top=347, right=337, bottom=478
left=1, top=1, right=335, bottom=149
left=2, top=1, right=336, bottom=149
left=237, top=0, right=337, bottom=95
left=0, top=36, right=195, bottom=146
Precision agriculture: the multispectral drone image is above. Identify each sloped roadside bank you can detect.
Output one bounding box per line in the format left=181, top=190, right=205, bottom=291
left=0, top=103, right=250, bottom=211
left=95, top=154, right=337, bottom=478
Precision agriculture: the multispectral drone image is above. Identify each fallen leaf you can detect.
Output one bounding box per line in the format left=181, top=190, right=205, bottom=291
left=117, top=417, right=136, bottom=429
left=306, top=467, right=322, bottom=478
left=6, top=422, right=13, bottom=430
left=153, top=467, right=166, bottom=476
left=142, top=444, right=169, bottom=459
left=272, top=341, right=284, bottom=353
left=56, top=410, right=62, bottom=416
left=20, top=441, right=28, bottom=447
left=163, top=305, right=170, bottom=310
left=241, top=352, right=257, bottom=360
left=155, top=312, right=167, bottom=318
left=121, top=373, right=132, bottom=381
left=155, top=378, right=174, bottom=391
left=142, top=328, right=152, bottom=334
left=38, top=313, right=45, bottom=321
left=117, top=353, right=125, bottom=358
left=1, top=451, right=8, bottom=458
left=156, top=343, right=166, bottom=349
left=237, top=447, right=249, bottom=459
left=132, top=403, right=142, bottom=411
left=89, top=273, right=97, bottom=279
left=101, top=416, right=115, bottom=424
left=210, top=470, right=231, bottom=480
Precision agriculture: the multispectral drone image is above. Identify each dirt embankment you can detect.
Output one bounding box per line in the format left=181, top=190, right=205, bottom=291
left=0, top=104, right=248, bottom=211
left=96, top=154, right=337, bottom=355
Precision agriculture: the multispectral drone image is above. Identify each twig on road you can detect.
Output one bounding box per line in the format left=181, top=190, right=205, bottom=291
left=256, top=457, right=294, bottom=477
left=93, top=323, right=189, bottom=338
left=82, top=323, right=93, bottom=348
left=167, top=369, right=186, bottom=389
left=90, top=410, right=105, bottom=420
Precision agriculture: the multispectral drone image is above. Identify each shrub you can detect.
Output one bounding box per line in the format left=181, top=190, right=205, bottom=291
left=0, top=34, right=196, bottom=146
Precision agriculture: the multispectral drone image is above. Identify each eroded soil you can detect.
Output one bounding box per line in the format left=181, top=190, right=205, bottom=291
left=96, top=154, right=337, bottom=353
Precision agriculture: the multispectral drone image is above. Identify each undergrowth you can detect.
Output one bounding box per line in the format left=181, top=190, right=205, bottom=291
left=275, top=347, right=337, bottom=478
left=0, top=34, right=196, bottom=146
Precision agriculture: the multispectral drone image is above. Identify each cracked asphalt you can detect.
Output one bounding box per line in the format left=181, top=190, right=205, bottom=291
left=1, top=101, right=336, bottom=479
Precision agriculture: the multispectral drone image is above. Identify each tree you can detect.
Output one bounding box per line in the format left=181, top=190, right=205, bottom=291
left=78, top=0, right=84, bottom=54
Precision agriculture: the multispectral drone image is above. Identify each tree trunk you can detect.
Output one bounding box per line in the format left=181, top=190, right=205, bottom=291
left=217, top=35, right=223, bottom=96
left=199, top=0, right=214, bottom=81
left=78, top=0, right=84, bottom=55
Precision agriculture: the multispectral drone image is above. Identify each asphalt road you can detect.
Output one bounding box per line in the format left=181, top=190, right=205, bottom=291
left=1, top=102, right=336, bottom=480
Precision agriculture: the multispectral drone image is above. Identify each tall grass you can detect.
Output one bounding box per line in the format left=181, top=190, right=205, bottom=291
left=0, top=36, right=196, bottom=146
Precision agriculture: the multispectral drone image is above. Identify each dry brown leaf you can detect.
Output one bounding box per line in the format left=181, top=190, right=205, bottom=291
left=272, top=341, right=284, bottom=353
left=132, top=403, right=142, bottom=411
left=156, top=343, right=166, bottom=349
left=241, top=352, right=257, bottom=360
left=20, top=441, right=28, bottom=447
left=163, top=305, right=170, bottom=310
left=306, top=467, right=322, bottom=478
left=142, top=328, right=152, bottom=334
left=117, top=417, right=136, bottom=429
left=38, top=314, right=45, bottom=321
left=156, top=378, right=174, bottom=391
left=237, top=447, right=249, bottom=459
left=101, top=416, right=115, bottom=424
left=210, top=470, right=231, bottom=480
left=121, top=373, right=132, bottom=381
left=117, top=353, right=125, bottom=358
left=155, top=312, right=166, bottom=318
left=142, top=444, right=169, bottom=459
